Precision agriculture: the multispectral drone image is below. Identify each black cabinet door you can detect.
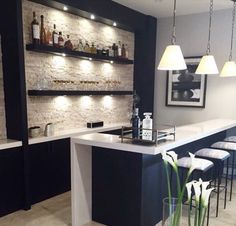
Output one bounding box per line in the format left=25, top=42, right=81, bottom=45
left=50, top=138, right=71, bottom=195
left=0, top=147, right=24, bottom=216
left=29, top=138, right=71, bottom=204
left=29, top=142, right=51, bottom=204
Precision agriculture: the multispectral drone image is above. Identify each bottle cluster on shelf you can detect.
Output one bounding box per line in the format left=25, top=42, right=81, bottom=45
left=31, top=12, right=130, bottom=59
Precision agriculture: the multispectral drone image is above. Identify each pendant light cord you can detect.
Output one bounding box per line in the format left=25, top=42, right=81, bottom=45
left=229, top=1, right=236, bottom=61
left=206, top=0, right=214, bottom=55
left=171, top=0, right=177, bottom=45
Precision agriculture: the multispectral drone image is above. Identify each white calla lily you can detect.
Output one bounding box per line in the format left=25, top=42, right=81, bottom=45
left=161, top=150, right=177, bottom=169
left=189, top=152, right=197, bottom=173
left=167, top=151, right=178, bottom=164
left=201, top=187, right=214, bottom=207
left=192, top=181, right=201, bottom=202
left=199, top=178, right=210, bottom=191
left=186, top=180, right=196, bottom=202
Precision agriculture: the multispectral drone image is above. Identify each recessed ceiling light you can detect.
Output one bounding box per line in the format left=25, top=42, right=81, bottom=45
left=89, top=58, right=92, bottom=61
left=90, top=14, right=95, bottom=20
left=63, top=6, right=68, bottom=11
left=110, top=61, right=114, bottom=64
left=113, top=22, right=117, bottom=27
left=62, top=53, right=66, bottom=57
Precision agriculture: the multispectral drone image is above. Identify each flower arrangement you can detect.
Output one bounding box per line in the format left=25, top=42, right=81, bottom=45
left=161, top=150, right=214, bottom=226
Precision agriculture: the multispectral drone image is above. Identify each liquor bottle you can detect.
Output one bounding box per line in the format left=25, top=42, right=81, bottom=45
left=90, top=42, right=97, bottom=54
left=131, top=108, right=140, bottom=139
left=97, top=44, right=102, bottom=55
left=108, top=46, right=114, bottom=57
left=46, top=28, right=52, bottom=45
left=52, top=24, right=59, bottom=47
left=31, top=12, right=40, bottom=44
left=118, top=41, right=122, bottom=57
left=112, top=43, right=117, bottom=57
left=58, top=32, right=64, bottom=47
left=84, top=41, right=90, bottom=53
left=125, top=44, right=129, bottom=59
left=64, top=35, right=73, bottom=50
left=121, top=44, right=126, bottom=58
left=40, top=15, right=47, bottom=45
left=78, top=39, right=84, bottom=52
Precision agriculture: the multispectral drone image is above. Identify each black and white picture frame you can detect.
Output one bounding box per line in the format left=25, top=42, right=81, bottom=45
left=166, top=56, right=207, bottom=108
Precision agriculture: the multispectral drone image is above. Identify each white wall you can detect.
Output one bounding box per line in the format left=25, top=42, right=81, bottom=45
left=154, top=9, right=236, bottom=127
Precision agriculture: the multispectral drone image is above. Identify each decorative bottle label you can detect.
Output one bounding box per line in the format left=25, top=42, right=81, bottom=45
left=53, top=34, right=59, bottom=44
left=33, top=25, right=40, bottom=39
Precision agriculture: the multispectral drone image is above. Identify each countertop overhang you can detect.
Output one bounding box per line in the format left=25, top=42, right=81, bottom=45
left=71, top=119, right=236, bottom=155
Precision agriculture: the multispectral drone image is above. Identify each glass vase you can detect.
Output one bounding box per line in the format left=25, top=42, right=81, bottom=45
left=162, top=197, right=182, bottom=226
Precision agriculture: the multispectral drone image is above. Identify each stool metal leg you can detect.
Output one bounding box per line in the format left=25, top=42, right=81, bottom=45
left=230, top=151, right=235, bottom=201
left=216, top=176, right=221, bottom=217
left=224, top=158, right=229, bottom=209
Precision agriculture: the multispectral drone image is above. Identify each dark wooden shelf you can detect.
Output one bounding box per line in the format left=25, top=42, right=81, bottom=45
left=26, top=44, right=134, bottom=65
left=28, top=90, right=133, bottom=96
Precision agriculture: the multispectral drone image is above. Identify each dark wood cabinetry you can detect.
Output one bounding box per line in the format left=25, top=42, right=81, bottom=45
left=0, top=148, right=24, bottom=217
left=29, top=139, right=71, bottom=204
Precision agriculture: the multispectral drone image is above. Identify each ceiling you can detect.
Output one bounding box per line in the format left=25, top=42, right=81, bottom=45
left=112, top=0, right=233, bottom=18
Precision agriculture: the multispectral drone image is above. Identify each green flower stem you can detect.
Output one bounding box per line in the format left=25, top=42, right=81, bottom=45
left=194, top=201, right=199, bottom=226
left=201, top=207, right=207, bottom=226
left=175, top=168, right=181, bottom=197
left=188, top=202, right=192, bottom=226
left=163, top=162, right=173, bottom=225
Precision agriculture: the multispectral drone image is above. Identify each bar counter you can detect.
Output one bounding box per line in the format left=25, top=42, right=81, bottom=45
left=71, top=119, right=236, bottom=226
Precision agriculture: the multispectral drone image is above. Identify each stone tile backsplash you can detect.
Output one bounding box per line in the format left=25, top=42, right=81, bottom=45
left=23, top=0, right=134, bottom=131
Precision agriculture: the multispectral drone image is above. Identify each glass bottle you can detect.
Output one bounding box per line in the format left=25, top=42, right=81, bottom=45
left=97, top=44, right=102, bottom=55
left=112, top=43, right=117, bottom=57
left=84, top=41, right=90, bottom=53
left=77, top=39, right=83, bottom=52
left=40, top=15, right=47, bottom=45
left=118, top=41, right=122, bottom=57
left=46, top=28, right=52, bottom=45
left=64, top=35, right=73, bottom=50
left=52, top=24, right=59, bottom=47
left=122, top=44, right=126, bottom=58
left=125, top=44, right=129, bottom=59
left=131, top=108, right=140, bottom=139
left=102, top=46, right=107, bottom=56
left=108, top=46, right=114, bottom=57
left=90, top=42, right=97, bottom=54
left=58, top=32, right=64, bottom=47
left=31, top=12, right=40, bottom=44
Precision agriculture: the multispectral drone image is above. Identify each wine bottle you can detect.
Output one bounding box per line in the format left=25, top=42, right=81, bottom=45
left=52, top=24, right=59, bottom=47
left=121, top=44, right=126, bottom=58
left=58, top=32, right=64, bottom=47
left=118, top=41, right=122, bottom=57
left=40, top=15, right=46, bottom=45
left=31, top=12, right=40, bottom=44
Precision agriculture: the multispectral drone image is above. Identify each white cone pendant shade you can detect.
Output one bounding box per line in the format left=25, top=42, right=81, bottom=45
left=158, top=45, right=187, bottom=70
left=220, top=61, right=236, bottom=77
left=195, top=55, right=219, bottom=74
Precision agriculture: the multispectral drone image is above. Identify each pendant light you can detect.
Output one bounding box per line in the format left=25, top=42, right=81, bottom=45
left=158, top=0, right=187, bottom=70
left=220, top=0, right=236, bottom=77
left=195, top=0, right=219, bottom=75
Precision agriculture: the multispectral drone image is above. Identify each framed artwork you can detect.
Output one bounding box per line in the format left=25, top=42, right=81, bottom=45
left=166, top=56, right=207, bottom=108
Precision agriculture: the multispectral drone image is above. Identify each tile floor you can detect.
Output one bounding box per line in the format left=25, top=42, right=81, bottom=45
left=0, top=183, right=235, bottom=226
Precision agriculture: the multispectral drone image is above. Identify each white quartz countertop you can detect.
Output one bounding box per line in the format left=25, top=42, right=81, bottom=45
left=29, top=123, right=129, bottom=145
left=0, top=139, right=22, bottom=150
left=71, top=119, right=236, bottom=155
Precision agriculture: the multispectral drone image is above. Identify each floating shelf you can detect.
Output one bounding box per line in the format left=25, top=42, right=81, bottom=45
left=28, top=90, right=133, bottom=96
left=26, top=44, right=134, bottom=65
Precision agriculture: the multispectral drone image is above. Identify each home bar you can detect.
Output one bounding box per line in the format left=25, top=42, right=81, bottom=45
left=1, top=0, right=236, bottom=226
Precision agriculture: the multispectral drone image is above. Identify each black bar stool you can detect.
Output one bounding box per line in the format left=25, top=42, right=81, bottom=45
left=195, top=148, right=230, bottom=217
left=211, top=141, right=236, bottom=201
